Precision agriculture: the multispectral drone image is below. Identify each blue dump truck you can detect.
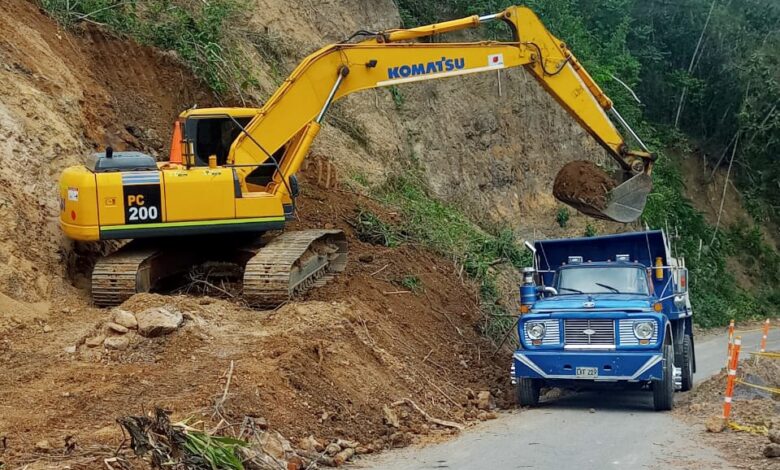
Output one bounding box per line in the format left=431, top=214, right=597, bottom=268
left=512, top=230, right=694, bottom=411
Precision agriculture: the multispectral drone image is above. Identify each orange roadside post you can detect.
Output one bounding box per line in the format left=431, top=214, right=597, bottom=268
left=722, top=336, right=741, bottom=421
left=726, top=319, right=735, bottom=367
left=759, top=319, right=770, bottom=353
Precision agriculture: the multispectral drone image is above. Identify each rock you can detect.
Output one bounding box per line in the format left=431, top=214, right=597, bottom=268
left=112, top=309, right=138, bottom=329
left=764, top=443, right=780, bottom=458
left=298, top=435, right=324, bottom=453
left=358, top=254, right=374, bottom=263
left=324, top=442, right=341, bottom=456
left=466, top=389, right=476, bottom=400
left=251, top=416, right=268, bottom=430
left=257, top=430, right=293, bottom=461
left=136, top=307, right=183, bottom=337
left=476, top=391, right=495, bottom=410
left=63, top=345, right=77, bottom=354
left=104, top=335, right=129, bottom=351
left=35, top=440, right=51, bottom=451
left=333, top=447, right=355, bottom=465
left=335, top=439, right=358, bottom=449
left=355, top=446, right=372, bottom=455
left=544, top=388, right=562, bottom=400
left=589, top=408, right=596, bottom=414
left=705, top=416, right=726, bottom=433
left=287, top=456, right=304, bottom=470
left=770, top=430, right=780, bottom=445
left=85, top=335, right=106, bottom=348
left=383, top=405, right=400, bottom=428
left=43, top=325, right=52, bottom=333
left=105, top=322, right=128, bottom=334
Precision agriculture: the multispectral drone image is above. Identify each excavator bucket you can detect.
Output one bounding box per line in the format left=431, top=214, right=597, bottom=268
left=553, top=161, right=653, bottom=223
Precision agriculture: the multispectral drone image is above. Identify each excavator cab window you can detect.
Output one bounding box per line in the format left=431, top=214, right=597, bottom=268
left=246, top=145, right=286, bottom=188
left=184, top=117, right=251, bottom=167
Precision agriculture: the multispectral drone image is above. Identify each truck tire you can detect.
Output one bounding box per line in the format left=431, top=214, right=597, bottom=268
left=680, top=335, right=694, bottom=391
left=516, top=378, right=541, bottom=406
left=652, top=344, right=674, bottom=411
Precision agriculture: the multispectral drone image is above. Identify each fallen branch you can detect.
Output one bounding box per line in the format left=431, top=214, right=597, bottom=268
left=493, top=316, right=520, bottom=355
left=391, top=398, right=464, bottom=431
left=382, top=290, right=412, bottom=295
left=370, top=264, right=389, bottom=277
left=213, top=360, right=235, bottom=419
left=191, top=278, right=235, bottom=298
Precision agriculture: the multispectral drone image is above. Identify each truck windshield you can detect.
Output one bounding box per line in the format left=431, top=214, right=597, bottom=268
left=557, top=267, right=649, bottom=295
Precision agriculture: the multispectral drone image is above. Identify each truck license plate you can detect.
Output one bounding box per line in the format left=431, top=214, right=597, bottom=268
left=576, top=367, right=598, bottom=378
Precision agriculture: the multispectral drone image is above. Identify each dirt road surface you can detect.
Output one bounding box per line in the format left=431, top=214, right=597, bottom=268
left=360, top=329, right=779, bottom=470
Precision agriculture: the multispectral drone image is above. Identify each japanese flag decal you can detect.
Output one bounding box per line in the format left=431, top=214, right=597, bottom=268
left=488, top=53, right=504, bottom=67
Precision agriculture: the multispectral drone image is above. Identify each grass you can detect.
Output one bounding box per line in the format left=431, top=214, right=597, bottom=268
left=352, top=208, right=403, bottom=247
left=369, top=173, right=530, bottom=341
left=181, top=428, right=247, bottom=470
left=39, top=0, right=257, bottom=96
left=399, top=275, right=423, bottom=292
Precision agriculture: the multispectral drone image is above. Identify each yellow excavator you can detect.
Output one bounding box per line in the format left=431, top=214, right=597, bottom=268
left=59, top=5, right=655, bottom=307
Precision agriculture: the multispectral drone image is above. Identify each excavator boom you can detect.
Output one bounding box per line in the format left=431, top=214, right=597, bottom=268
left=218, top=6, right=654, bottom=222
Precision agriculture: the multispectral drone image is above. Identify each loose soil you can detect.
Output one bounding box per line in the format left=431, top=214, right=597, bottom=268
left=553, top=160, right=616, bottom=211
left=0, top=167, right=511, bottom=468
left=675, top=354, right=780, bottom=470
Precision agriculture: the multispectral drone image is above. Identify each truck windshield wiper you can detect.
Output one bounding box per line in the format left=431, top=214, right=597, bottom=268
left=595, top=282, right=621, bottom=293
left=559, top=287, right=583, bottom=294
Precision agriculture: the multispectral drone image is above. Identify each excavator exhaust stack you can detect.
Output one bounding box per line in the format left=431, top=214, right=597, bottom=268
left=553, top=161, right=653, bottom=224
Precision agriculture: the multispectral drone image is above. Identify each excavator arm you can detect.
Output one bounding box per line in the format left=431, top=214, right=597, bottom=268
left=199, top=6, right=654, bottom=222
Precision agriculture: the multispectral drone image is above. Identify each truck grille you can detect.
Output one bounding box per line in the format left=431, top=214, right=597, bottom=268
left=564, top=319, right=615, bottom=346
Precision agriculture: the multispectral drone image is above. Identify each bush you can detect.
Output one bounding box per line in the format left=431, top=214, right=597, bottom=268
left=556, top=207, right=570, bottom=228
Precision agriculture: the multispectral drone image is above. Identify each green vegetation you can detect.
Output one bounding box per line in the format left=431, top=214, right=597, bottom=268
left=399, top=275, right=423, bottom=293
left=375, top=173, right=530, bottom=339
left=555, top=207, right=570, bottom=228
left=583, top=223, right=597, bottom=238
left=397, top=0, right=779, bottom=326
left=38, top=0, right=257, bottom=95
left=389, top=85, right=405, bottom=109
left=181, top=429, right=248, bottom=470
left=352, top=208, right=403, bottom=247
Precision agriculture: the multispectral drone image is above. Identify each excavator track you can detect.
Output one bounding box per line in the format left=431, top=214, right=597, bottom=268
left=243, top=229, right=348, bottom=309
left=91, top=247, right=158, bottom=307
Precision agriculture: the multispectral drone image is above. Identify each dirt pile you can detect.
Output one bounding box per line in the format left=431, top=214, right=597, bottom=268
left=553, top=160, right=617, bottom=211
left=0, top=168, right=511, bottom=467
left=676, top=354, right=780, bottom=470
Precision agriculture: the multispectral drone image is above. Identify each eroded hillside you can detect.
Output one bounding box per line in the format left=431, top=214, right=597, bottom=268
left=0, top=0, right=664, bottom=467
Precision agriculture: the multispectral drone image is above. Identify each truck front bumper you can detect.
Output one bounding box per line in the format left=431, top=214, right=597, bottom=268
left=513, top=350, right=664, bottom=382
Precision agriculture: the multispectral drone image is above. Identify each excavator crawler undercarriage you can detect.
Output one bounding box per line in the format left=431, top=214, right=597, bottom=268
left=90, top=230, right=348, bottom=308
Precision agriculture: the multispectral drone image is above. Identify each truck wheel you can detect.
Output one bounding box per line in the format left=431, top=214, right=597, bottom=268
left=516, top=378, right=541, bottom=406
left=680, top=335, right=694, bottom=391
left=652, top=344, right=674, bottom=411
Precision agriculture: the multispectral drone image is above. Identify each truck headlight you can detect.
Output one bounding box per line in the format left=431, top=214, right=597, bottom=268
left=633, top=321, right=655, bottom=340
left=526, top=322, right=546, bottom=340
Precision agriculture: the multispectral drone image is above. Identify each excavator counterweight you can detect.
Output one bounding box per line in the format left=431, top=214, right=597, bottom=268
left=59, top=6, right=654, bottom=307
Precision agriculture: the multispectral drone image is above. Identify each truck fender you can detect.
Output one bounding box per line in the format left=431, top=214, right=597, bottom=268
left=663, top=321, right=673, bottom=348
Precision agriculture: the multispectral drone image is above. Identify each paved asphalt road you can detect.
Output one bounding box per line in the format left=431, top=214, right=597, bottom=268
left=360, top=328, right=778, bottom=470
